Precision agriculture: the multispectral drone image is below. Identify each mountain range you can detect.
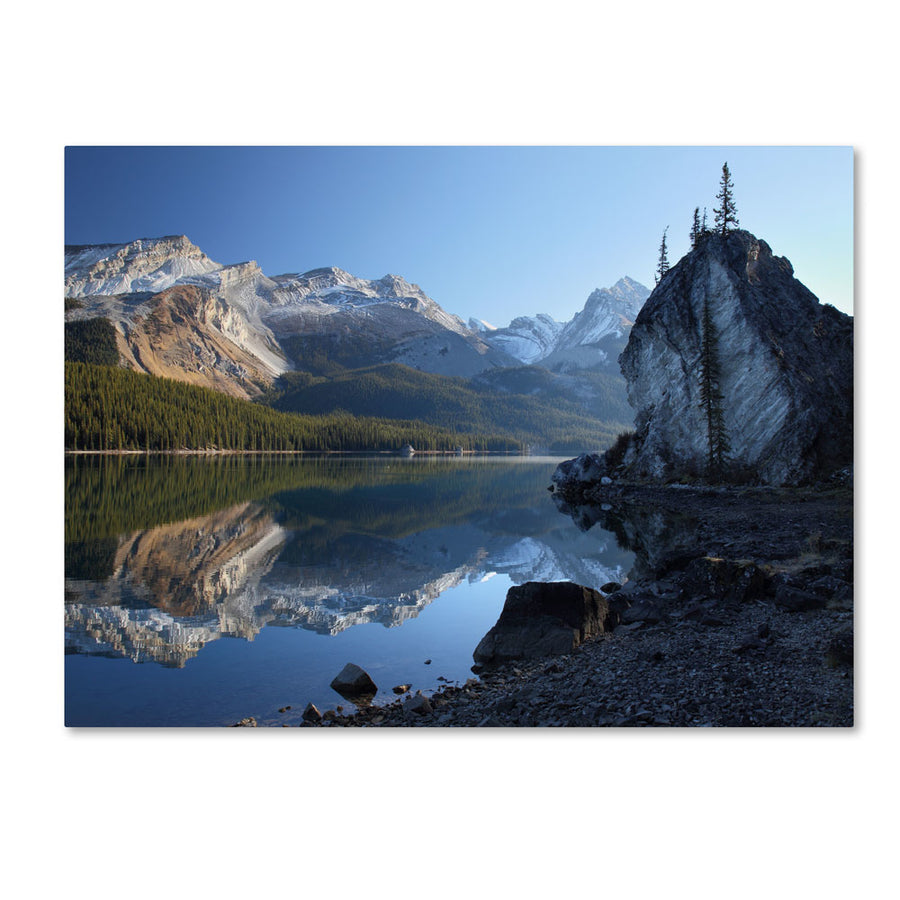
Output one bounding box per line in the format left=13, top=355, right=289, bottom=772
left=65, top=235, right=650, bottom=449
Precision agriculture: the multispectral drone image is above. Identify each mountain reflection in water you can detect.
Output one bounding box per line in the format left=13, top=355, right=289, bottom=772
left=551, top=492, right=702, bottom=581
left=65, top=455, right=634, bottom=673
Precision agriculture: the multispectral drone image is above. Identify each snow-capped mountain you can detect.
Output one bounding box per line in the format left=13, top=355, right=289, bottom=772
left=64, top=234, right=649, bottom=404
left=268, top=266, right=469, bottom=333
left=65, top=235, right=517, bottom=393
left=560, top=276, right=648, bottom=346
left=479, top=276, right=651, bottom=372
left=475, top=313, right=565, bottom=365
left=65, top=235, right=222, bottom=297
left=261, top=265, right=514, bottom=377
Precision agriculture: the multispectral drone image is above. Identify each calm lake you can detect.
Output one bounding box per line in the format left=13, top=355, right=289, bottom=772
left=64, top=454, right=634, bottom=726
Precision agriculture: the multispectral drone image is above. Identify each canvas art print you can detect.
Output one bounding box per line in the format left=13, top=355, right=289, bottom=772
left=64, top=146, right=853, bottom=728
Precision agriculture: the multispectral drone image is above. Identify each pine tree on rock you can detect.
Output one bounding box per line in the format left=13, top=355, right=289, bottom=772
left=690, top=207, right=702, bottom=248
left=655, top=227, right=670, bottom=285
left=698, top=297, right=730, bottom=476
left=714, top=162, right=739, bottom=234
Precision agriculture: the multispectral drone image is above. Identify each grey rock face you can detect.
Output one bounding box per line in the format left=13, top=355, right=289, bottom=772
left=619, top=230, right=852, bottom=485
left=473, top=581, right=616, bottom=663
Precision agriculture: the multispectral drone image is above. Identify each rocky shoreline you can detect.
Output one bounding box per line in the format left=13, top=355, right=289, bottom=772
left=235, top=481, right=853, bottom=728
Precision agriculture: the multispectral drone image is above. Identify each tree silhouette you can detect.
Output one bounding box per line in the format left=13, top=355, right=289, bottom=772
left=714, top=162, right=739, bottom=234
left=690, top=207, right=702, bottom=248
left=655, top=227, right=670, bottom=285
left=698, top=297, right=730, bottom=476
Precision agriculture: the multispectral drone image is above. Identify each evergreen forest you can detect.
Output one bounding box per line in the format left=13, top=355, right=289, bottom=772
left=264, top=363, right=628, bottom=453
left=64, top=362, right=520, bottom=453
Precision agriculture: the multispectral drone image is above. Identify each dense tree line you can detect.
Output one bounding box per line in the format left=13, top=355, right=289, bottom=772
left=65, top=362, right=520, bottom=453
left=265, top=362, right=627, bottom=454
left=64, top=317, right=120, bottom=366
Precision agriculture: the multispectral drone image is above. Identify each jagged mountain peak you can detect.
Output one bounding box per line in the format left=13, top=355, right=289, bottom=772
left=468, top=317, right=497, bottom=333
left=65, top=233, right=197, bottom=256
left=64, top=234, right=206, bottom=270
left=479, top=313, right=563, bottom=366
left=269, top=266, right=429, bottom=305
left=475, top=276, right=650, bottom=370
left=65, top=234, right=221, bottom=298
left=611, top=275, right=650, bottom=299
left=377, top=272, right=425, bottom=296
left=275, top=265, right=355, bottom=283
left=569, top=276, right=650, bottom=331
left=583, top=277, right=650, bottom=314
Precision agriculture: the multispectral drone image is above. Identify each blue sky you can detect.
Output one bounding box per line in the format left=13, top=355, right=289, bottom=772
left=65, top=146, right=853, bottom=324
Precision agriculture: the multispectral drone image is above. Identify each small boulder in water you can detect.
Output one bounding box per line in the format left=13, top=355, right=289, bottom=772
left=302, top=703, right=323, bottom=723
left=330, top=663, right=378, bottom=697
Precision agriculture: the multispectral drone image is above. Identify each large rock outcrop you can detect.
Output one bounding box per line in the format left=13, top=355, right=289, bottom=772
left=473, top=581, right=618, bottom=663
left=619, top=230, right=852, bottom=485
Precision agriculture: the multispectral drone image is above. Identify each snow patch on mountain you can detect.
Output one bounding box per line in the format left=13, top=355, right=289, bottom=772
left=558, top=277, right=649, bottom=348
left=267, top=267, right=472, bottom=337
left=481, top=314, right=564, bottom=365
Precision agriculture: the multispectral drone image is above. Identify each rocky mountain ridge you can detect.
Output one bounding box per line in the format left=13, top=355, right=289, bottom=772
left=65, top=235, right=649, bottom=397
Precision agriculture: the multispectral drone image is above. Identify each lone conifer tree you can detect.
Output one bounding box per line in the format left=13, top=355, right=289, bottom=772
left=714, top=162, right=739, bottom=234
left=690, top=207, right=702, bottom=247
left=655, top=226, right=670, bottom=285
left=698, top=297, right=730, bottom=476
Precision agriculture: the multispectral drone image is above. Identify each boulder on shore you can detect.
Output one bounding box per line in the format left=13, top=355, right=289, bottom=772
left=473, top=581, right=619, bottom=664
left=551, top=453, right=607, bottom=491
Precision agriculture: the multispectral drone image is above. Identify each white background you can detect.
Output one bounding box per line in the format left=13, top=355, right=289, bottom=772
left=1, top=3, right=892, bottom=898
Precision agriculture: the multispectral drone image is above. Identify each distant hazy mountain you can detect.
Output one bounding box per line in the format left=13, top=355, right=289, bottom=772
left=478, top=277, right=650, bottom=373
left=472, top=313, right=564, bottom=365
